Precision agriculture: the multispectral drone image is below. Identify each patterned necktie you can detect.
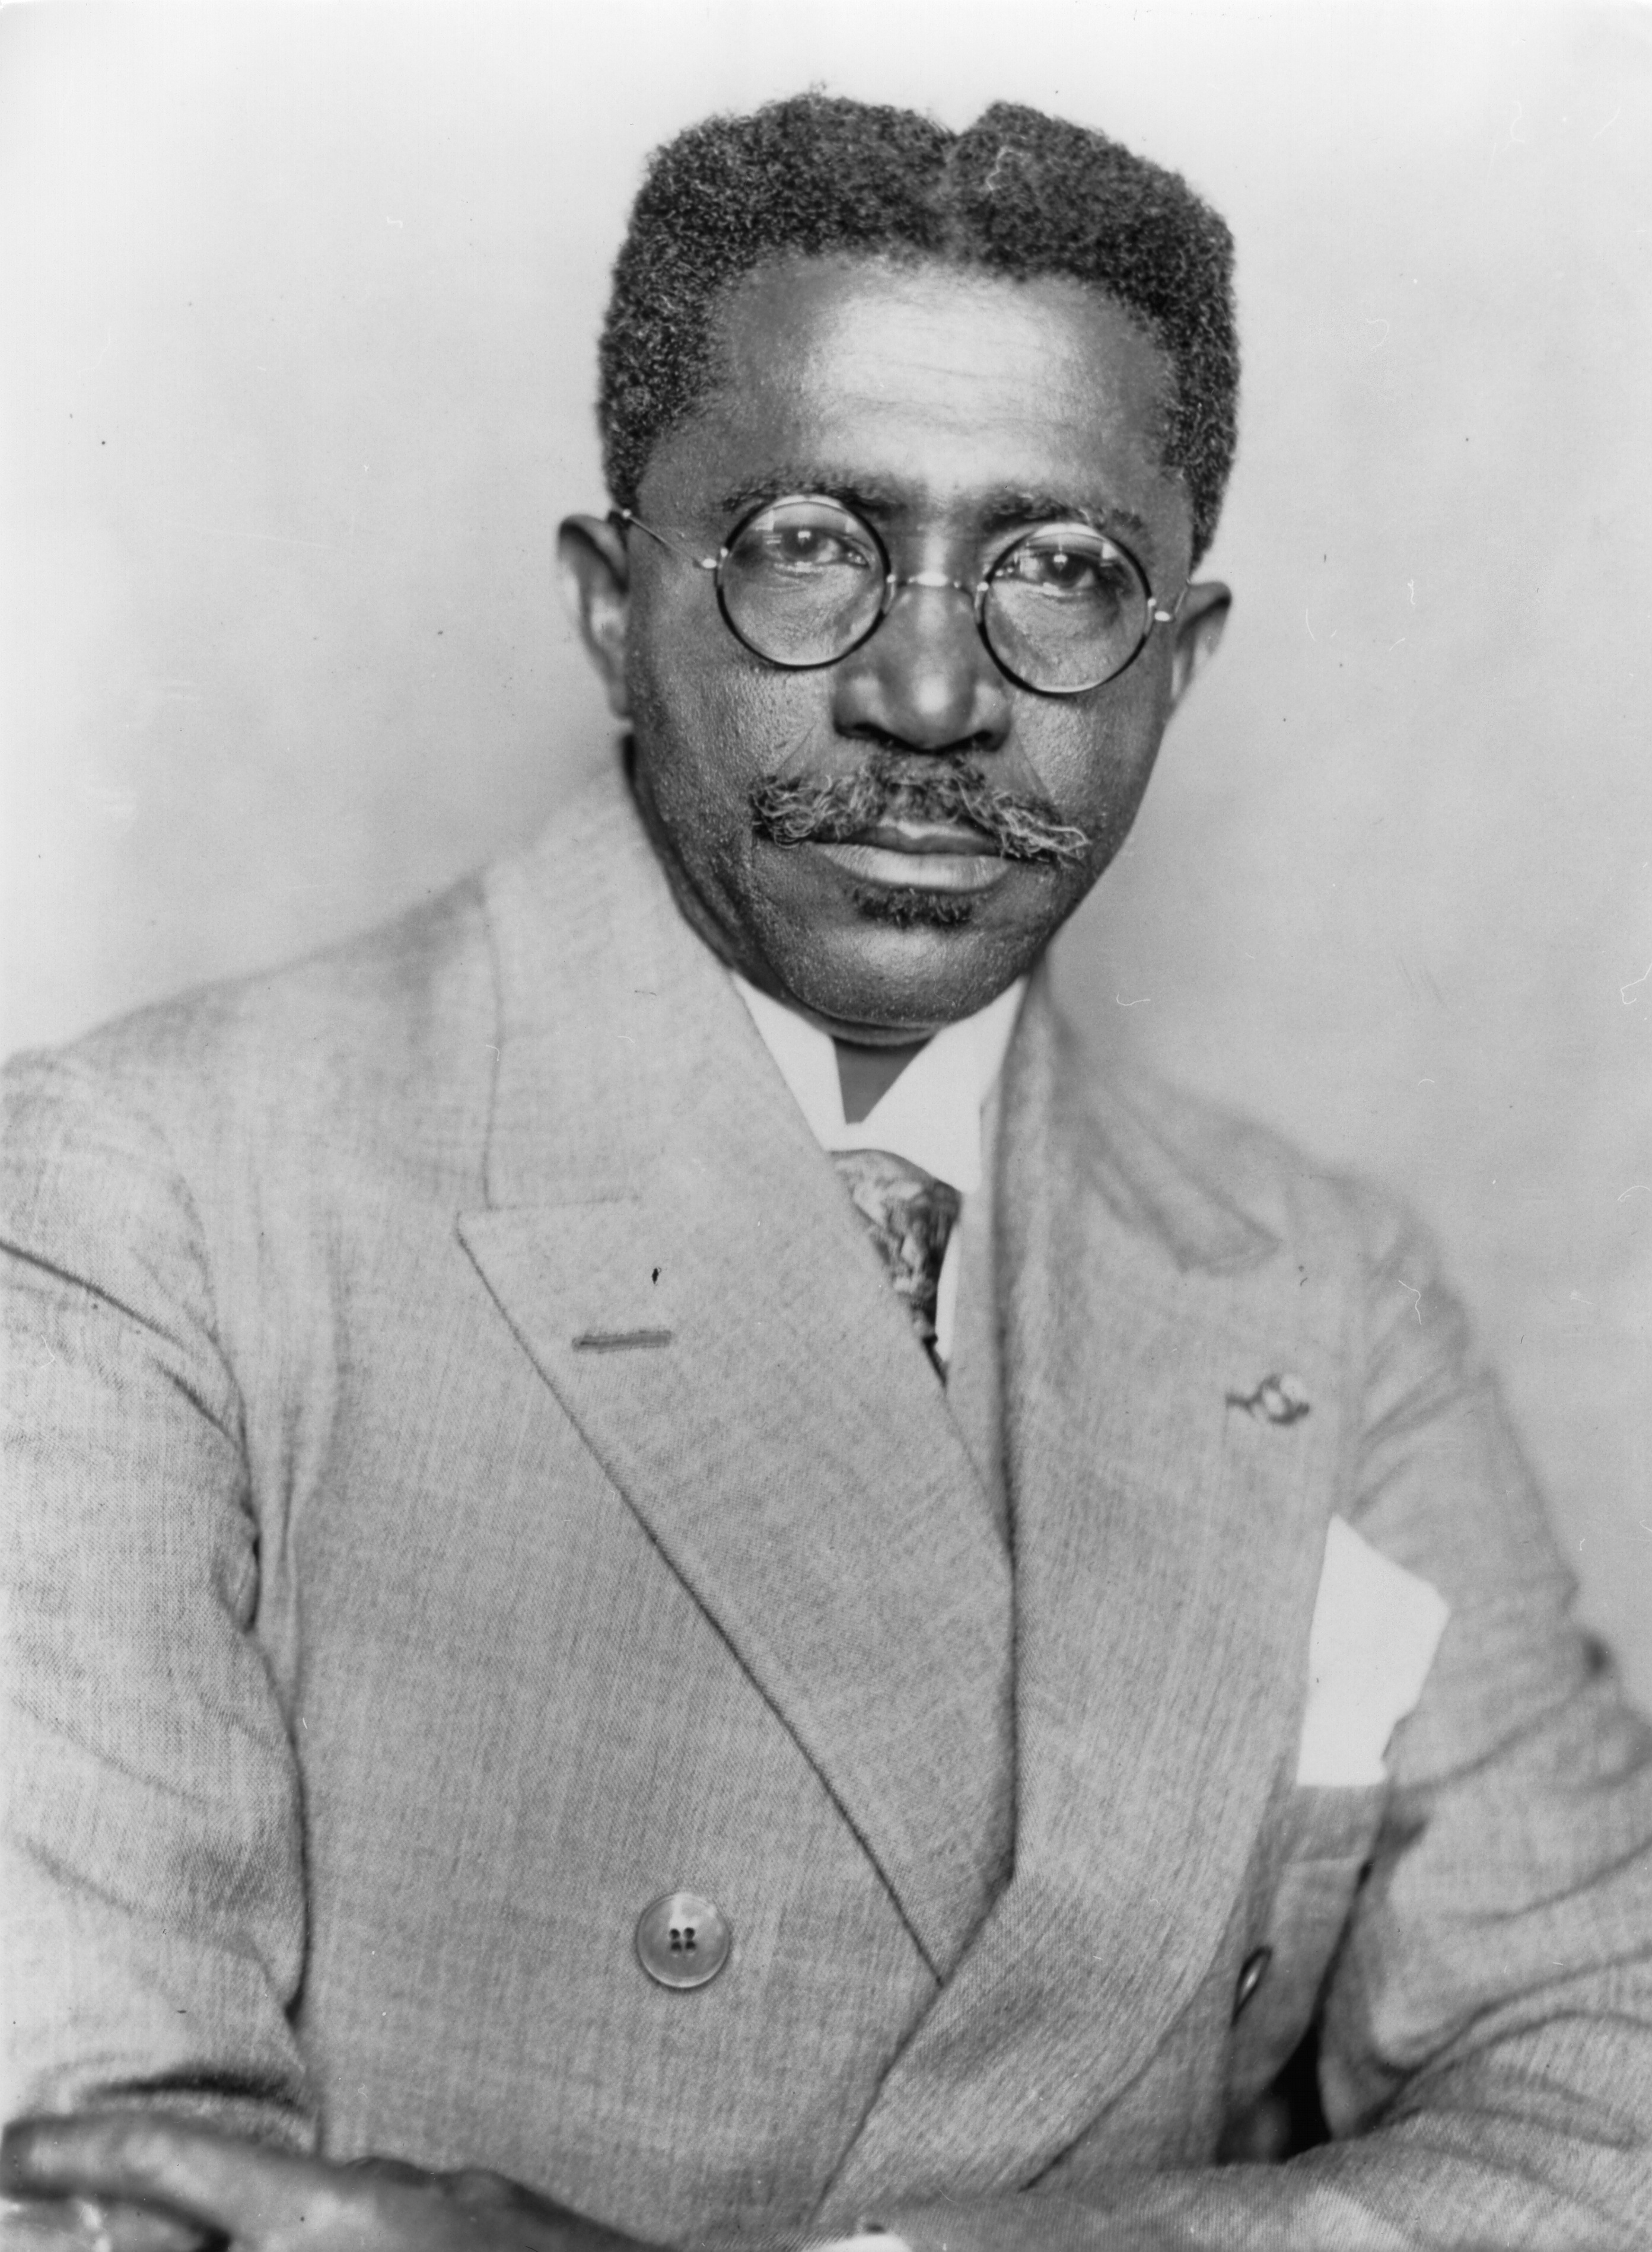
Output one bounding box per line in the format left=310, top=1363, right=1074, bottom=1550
left=832, top=1148, right=962, bottom=1374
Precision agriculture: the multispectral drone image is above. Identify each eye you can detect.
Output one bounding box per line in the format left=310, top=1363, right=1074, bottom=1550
left=733, top=501, right=879, bottom=578
left=995, top=530, right=1135, bottom=601
left=762, top=525, right=863, bottom=571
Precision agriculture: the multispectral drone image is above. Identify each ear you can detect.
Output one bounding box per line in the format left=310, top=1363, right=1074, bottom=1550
left=558, top=514, right=633, bottom=719
left=1166, top=579, right=1231, bottom=713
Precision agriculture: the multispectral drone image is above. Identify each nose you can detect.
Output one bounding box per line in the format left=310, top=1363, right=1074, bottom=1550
left=830, top=575, right=1014, bottom=756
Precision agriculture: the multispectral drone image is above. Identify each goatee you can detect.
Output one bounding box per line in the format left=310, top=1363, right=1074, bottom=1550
left=849, top=884, right=978, bottom=930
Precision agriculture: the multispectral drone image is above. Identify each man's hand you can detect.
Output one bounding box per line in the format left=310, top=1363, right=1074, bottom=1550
left=0, top=2116, right=657, bottom=2252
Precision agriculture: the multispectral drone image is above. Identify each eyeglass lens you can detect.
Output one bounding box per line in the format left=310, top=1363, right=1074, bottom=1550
left=717, top=496, right=1154, bottom=692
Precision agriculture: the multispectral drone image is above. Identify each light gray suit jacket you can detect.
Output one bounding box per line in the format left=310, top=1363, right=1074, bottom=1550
left=5, top=768, right=1651, bottom=2250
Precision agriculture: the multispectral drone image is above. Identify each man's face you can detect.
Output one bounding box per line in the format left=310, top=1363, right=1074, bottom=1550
left=564, top=256, right=1228, bottom=1040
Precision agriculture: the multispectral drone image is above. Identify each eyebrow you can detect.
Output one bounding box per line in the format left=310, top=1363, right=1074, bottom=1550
left=712, top=469, right=1151, bottom=548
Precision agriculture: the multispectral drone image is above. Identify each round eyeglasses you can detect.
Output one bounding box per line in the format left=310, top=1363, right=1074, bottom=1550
left=615, top=493, right=1182, bottom=697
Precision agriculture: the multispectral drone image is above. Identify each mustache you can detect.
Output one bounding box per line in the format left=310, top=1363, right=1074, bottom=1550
left=749, top=754, right=1091, bottom=868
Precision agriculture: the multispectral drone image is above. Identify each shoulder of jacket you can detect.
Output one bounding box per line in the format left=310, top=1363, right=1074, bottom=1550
left=4, top=869, right=495, bottom=1154
left=1059, top=1035, right=1430, bottom=1277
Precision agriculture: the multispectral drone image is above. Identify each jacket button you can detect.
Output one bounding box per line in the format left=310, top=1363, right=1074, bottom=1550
left=635, top=1891, right=732, bottom=1990
left=1233, top=1945, right=1272, bottom=2021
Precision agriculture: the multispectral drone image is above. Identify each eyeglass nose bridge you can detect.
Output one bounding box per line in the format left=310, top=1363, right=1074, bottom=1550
left=894, top=569, right=976, bottom=595
left=876, top=568, right=989, bottom=633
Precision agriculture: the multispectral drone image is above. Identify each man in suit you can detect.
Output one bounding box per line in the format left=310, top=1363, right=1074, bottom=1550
left=4, top=94, right=1650, bottom=2252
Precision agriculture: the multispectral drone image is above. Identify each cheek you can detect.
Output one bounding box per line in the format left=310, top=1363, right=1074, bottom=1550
left=629, top=578, right=781, bottom=759
left=626, top=626, right=830, bottom=863
left=1020, top=688, right=1167, bottom=845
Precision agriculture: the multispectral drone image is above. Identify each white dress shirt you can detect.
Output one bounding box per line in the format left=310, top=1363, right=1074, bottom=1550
left=730, top=972, right=1025, bottom=1366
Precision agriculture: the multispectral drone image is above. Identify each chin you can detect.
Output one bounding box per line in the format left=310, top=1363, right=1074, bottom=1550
left=763, top=913, right=1036, bottom=1037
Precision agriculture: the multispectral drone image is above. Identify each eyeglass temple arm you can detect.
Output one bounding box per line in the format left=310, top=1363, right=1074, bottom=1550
left=612, top=508, right=718, bottom=572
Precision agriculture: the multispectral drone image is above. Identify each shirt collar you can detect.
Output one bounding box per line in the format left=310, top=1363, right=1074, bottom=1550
left=729, top=971, right=1025, bottom=1195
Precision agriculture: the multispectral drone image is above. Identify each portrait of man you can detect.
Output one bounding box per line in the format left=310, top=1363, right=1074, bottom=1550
left=3, top=9, right=1649, bottom=2252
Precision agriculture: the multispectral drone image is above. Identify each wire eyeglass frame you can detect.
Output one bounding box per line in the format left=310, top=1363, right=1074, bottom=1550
left=613, top=492, right=1185, bottom=697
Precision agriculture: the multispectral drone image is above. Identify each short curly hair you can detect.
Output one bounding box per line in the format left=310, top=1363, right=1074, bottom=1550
left=598, top=94, right=1239, bottom=564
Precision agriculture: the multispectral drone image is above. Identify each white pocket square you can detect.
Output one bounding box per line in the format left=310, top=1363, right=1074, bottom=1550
left=1296, top=1516, right=1450, bottom=1786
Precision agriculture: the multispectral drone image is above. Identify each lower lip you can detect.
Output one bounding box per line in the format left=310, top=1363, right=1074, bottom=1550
left=810, top=841, right=1011, bottom=894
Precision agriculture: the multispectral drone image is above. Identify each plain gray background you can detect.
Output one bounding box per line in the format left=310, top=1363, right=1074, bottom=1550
left=3, top=1, right=1649, bottom=1702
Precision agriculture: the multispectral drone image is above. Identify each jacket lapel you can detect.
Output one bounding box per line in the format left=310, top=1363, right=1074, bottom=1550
left=821, top=987, right=1342, bottom=2213
left=458, top=775, right=1013, bottom=1983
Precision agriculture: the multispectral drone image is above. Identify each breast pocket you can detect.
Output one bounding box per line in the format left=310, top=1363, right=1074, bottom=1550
left=1224, top=1782, right=1387, bottom=2122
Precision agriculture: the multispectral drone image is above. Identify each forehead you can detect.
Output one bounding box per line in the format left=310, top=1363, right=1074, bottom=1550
left=643, top=256, right=1186, bottom=552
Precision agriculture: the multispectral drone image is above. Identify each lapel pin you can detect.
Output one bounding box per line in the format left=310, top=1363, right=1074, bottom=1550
left=1227, top=1372, right=1310, bottom=1425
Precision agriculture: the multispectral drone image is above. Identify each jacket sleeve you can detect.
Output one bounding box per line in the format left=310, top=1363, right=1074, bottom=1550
left=872, top=1197, right=1652, bottom=2250
left=2, top=1046, right=313, bottom=2146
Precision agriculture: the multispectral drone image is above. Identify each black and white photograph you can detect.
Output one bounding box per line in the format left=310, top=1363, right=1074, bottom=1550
left=3, top=5, right=1650, bottom=2247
